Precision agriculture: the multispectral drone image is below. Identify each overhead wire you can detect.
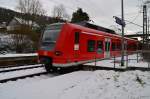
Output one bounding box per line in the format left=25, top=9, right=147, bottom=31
left=131, top=12, right=141, bottom=22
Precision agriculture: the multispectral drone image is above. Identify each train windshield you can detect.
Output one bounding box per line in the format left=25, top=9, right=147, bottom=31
left=40, top=24, right=63, bottom=50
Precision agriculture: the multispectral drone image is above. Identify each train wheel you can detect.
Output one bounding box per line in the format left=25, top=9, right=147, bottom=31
left=43, top=58, right=52, bottom=73
left=44, top=63, right=52, bottom=72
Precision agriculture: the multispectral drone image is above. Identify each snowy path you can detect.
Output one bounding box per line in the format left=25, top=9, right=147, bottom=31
left=0, top=70, right=150, bottom=99
left=0, top=67, right=45, bottom=80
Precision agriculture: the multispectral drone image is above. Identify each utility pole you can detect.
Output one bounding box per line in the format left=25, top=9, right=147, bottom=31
left=143, top=5, right=147, bottom=44
left=113, top=0, right=125, bottom=66
left=148, top=17, right=149, bottom=42
left=121, top=0, right=125, bottom=66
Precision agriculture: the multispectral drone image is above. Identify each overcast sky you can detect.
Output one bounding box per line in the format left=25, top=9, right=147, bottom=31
left=0, top=0, right=148, bottom=34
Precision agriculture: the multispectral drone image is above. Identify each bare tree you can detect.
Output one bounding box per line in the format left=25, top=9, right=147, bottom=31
left=52, top=4, right=70, bottom=21
left=16, top=0, right=45, bottom=15
left=16, top=0, right=45, bottom=27
left=8, top=0, right=44, bottom=53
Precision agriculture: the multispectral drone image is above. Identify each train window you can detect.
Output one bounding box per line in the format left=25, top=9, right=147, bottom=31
left=97, top=41, right=103, bottom=53
left=105, top=42, right=108, bottom=51
left=116, top=43, right=121, bottom=50
left=41, top=24, right=63, bottom=50
left=105, top=41, right=110, bottom=51
left=108, top=42, right=110, bottom=51
left=43, top=30, right=60, bottom=42
left=128, top=43, right=137, bottom=50
left=75, top=32, right=79, bottom=44
left=105, top=42, right=107, bottom=51
left=112, top=42, right=116, bottom=51
left=87, top=40, right=95, bottom=52
left=124, top=43, right=127, bottom=50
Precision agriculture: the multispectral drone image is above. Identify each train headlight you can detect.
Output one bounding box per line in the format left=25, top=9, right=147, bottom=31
left=55, top=51, right=62, bottom=56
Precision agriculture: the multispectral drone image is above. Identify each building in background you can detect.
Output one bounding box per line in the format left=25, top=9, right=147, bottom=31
left=0, top=22, right=6, bottom=29
left=7, top=17, right=39, bottom=31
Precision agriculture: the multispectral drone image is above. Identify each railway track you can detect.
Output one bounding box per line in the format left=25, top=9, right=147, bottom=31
left=0, top=66, right=48, bottom=83
left=0, top=72, right=47, bottom=83
left=0, top=65, right=84, bottom=84
left=1, top=63, right=150, bottom=84
left=0, top=64, right=43, bottom=73
left=2, top=59, right=149, bottom=84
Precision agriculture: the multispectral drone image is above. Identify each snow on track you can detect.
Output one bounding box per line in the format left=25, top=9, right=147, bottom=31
left=0, top=67, right=45, bottom=80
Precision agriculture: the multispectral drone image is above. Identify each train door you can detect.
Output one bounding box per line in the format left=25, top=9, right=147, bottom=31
left=104, top=38, right=111, bottom=58
left=74, top=31, right=80, bottom=59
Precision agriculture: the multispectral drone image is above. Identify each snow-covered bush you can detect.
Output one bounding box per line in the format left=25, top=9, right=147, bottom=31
left=0, top=29, right=39, bottom=53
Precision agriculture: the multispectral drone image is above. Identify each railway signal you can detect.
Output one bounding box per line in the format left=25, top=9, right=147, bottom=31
left=114, top=16, right=126, bottom=27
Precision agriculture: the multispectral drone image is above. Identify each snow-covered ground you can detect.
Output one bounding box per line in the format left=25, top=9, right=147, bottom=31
left=0, top=54, right=150, bottom=99
left=0, top=70, right=150, bottom=99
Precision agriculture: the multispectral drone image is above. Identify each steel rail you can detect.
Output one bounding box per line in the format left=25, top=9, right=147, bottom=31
left=0, top=64, right=43, bottom=73
left=0, top=72, right=47, bottom=83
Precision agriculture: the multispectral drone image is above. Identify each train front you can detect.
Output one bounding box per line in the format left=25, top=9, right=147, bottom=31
left=37, top=23, right=63, bottom=72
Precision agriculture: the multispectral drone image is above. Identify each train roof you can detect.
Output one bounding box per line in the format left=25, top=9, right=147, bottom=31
left=46, top=22, right=138, bottom=42
left=67, top=22, right=138, bottom=42
left=74, top=21, right=116, bottom=34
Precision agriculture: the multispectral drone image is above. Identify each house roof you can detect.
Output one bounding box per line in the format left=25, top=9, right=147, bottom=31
left=14, top=17, right=39, bottom=27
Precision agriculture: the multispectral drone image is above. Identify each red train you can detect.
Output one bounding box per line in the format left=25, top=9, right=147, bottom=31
left=38, top=22, right=138, bottom=72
